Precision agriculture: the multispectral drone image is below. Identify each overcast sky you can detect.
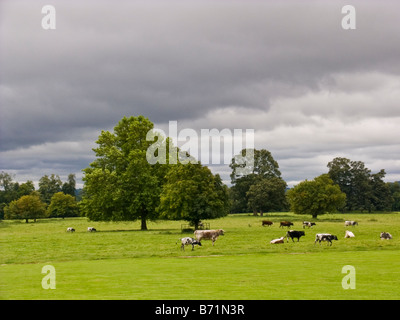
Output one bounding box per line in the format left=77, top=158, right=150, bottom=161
left=1, top=0, right=399, bottom=188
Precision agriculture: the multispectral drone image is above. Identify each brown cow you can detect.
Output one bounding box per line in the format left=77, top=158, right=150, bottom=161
left=262, top=220, right=273, bottom=227
left=279, top=221, right=293, bottom=228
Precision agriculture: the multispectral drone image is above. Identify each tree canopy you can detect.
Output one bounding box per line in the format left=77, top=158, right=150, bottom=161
left=287, top=174, right=346, bottom=218
left=4, top=193, right=47, bottom=223
left=158, top=162, right=230, bottom=229
left=246, top=177, right=288, bottom=216
left=229, top=148, right=285, bottom=214
left=328, top=157, right=393, bottom=212
left=47, top=192, right=79, bottom=218
left=81, top=115, right=167, bottom=230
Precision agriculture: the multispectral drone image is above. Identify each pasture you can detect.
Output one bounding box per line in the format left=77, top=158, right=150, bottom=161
left=1, top=213, right=399, bottom=300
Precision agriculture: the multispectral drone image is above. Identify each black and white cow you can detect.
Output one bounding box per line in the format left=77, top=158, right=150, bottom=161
left=345, top=220, right=358, bottom=227
left=177, top=237, right=202, bottom=251
left=286, top=230, right=305, bottom=242
left=87, top=227, right=97, bottom=232
left=302, top=221, right=316, bottom=229
left=314, top=233, right=338, bottom=246
left=66, top=227, right=75, bottom=232
left=380, top=232, right=392, bottom=240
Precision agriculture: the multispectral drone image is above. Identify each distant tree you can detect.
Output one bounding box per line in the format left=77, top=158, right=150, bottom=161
left=4, top=193, right=47, bottom=223
left=388, top=182, right=400, bottom=211
left=0, top=172, right=35, bottom=219
left=328, top=157, right=393, bottom=212
left=39, top=174, right=62, bottom=204
left=230, top=148, right=281, bottom=184
left=287, top=174, right=346, bottom=218
left=158, top=163, right=230, bottom=230
left=47, top=192, right=79, bottom=218
left=62, top=174, right=76, bottom=197
left=229, top=148, right=283, bottom=213
left=17, top=181, right=35, bottom=198
left=369, top=170, right=393, bottom=211
left=247, top=177, right=288, bottom=216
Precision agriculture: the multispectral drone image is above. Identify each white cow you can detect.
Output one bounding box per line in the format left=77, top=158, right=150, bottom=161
left=270, top=237, right=285, bottom=244
left=344, top=230, right=355, bottom=238
left=194, top=229, right=224, bottom=246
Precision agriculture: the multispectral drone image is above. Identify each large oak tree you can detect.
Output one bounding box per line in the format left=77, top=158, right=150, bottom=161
left=81, top=116, right=168, bottom=230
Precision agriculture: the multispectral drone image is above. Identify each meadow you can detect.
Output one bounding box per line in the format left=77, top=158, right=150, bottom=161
left=1, top=212, right=399, bottom=300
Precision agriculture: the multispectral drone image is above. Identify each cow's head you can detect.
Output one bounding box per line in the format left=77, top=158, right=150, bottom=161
left=218, top=229, right=224, bottom=235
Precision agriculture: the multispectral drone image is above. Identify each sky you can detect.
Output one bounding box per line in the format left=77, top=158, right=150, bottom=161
left=1, top=0, right=399, bottom=188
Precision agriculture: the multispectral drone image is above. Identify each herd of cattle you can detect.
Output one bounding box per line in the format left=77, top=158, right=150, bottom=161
left=267, top=220, right=393, bottom=246
left=175, top=220, right=394, bottom=250
left=66, top=220, right=393, bottom=251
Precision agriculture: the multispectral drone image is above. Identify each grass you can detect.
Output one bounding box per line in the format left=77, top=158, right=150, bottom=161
left=1, top=212, right=399, bottom=299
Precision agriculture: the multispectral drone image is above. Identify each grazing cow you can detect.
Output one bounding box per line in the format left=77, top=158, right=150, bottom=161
left=286, top=230, right=305, bottom=242
left=176, top=237, right=202, bottom=251
left=345, top=220, right=358, bottom=227
left=279, top=221, right=294, bottom=228
left=302, top=221, right=316, bottom=229
left=87, top=227, right=96, bottom=232
left=262, top=220, right=273, bottom=227
left=194, top=229, right=224, bottom=246
left=66, top=227, right=75, bottom=232
left=270, top=237, right=285, bottom=244
left=380, top=232, right=392, bottom=240
left=344, top=230, right=355, bottom=238
left=314, top=233, right=338, bottom=246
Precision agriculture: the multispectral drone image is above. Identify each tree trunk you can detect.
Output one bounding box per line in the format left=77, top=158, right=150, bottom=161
left=141, top=216, right=148, bottom=230
left=25, top=218, right=29, bottom=223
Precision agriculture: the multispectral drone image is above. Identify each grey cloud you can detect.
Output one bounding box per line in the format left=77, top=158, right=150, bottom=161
left=1, top=0, right=400, bottom=185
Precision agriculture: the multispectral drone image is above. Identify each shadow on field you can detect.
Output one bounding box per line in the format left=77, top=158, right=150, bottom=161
left=97, top=228, right=183, bottom=234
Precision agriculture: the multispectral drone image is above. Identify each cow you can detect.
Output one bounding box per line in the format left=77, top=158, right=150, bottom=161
left=302, top=221, right=316, bottom=229
left=176, top=237, right=202, bottom=251
left=87, top=227, right=97, bottom=232
left=66, top=227, right=75, bottom=232
left=279, top=221, right=294, bottom=228
left=345, top=220, right=358, bottom=227
left=262, top=220, right=273, bottom=227
left=344, top=230, right=355, bottom=238
left=286, top=230, right=305, bottom=242
left=380, top=232, right=392, bottom=240
left=194, top=229, right=224, bottom=246
left=270, top=237, right=285, bottom=244
left=314, top=233, right=338, bottom=246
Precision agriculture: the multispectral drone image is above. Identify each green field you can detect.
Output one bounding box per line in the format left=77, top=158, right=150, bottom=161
left=1, top=213, right=399, bottom=300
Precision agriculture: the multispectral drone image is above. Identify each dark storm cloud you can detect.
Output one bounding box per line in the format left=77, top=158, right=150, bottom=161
left=1, top=0, right=400, bottom=185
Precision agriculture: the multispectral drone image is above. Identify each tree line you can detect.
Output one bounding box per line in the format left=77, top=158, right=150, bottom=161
left=1, top=115, right=399, bottom=226
left=0, top=172, right=79, bottom=222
